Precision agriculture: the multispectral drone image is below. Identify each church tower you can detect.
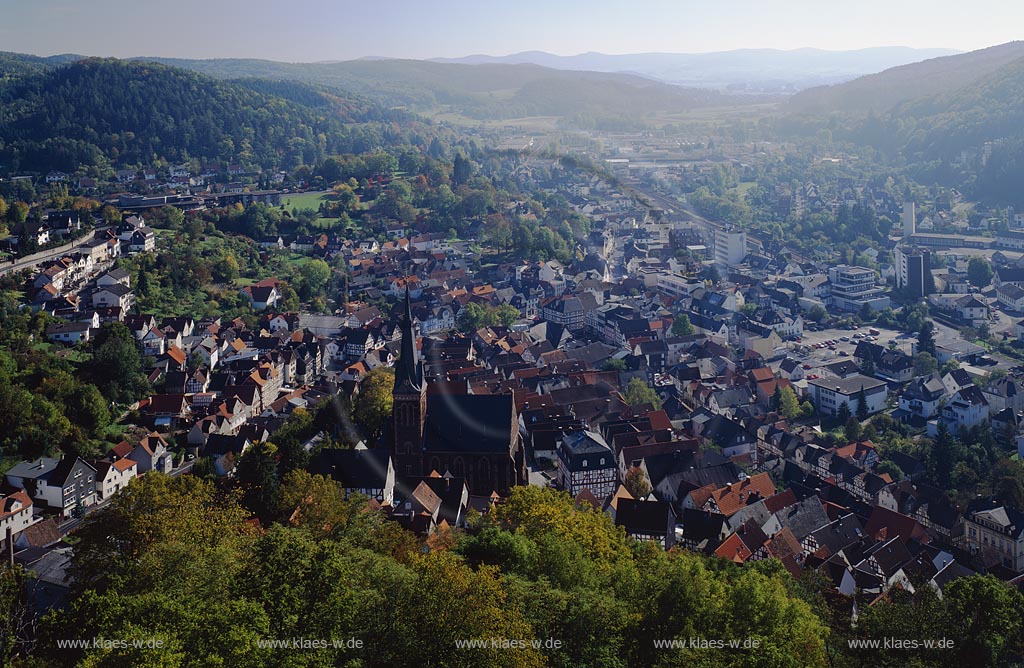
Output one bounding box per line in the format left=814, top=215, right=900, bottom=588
left=391, top=285, right=426, bottom=479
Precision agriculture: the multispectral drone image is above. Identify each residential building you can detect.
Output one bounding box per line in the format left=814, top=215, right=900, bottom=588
left=714, top=228, right=747, bottom=268
left=806, top=375, right=888, bottom=417
left=828, top=265, right=890, bottom=312
left=92, top=284, right=134, bottom=311
left=894, top=247, right=933, bottom=297
left=0, top=490, right=35, bottom=538
left=315, top=448, right=396, bottom=506
left=930, top=385, right=989, bottom=435
left=93, top=458, right=138, bottom=499
left=46, top=322, right=92, bottom=345
left=615, top=499, right=676, bottom=549
left=997, top=283, right=1024, bottom=312
left=898, top=375, right=947, bottom=420
left=557, top=430, right=617, bottom=500
left=964, top=500, right=1024, bottom=572
left=5, top=456, right=97, bottom=517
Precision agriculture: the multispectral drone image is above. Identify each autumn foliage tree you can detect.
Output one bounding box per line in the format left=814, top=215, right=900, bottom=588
left=353, top=367, right=395, bottom=443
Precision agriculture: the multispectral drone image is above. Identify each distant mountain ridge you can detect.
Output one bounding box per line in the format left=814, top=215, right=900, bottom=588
left=0, top=50, right=748, bottom=126
left=788, top=41, right=1024, bottom=114
left=129, top=57, right=743, bottom=122
left=429, top=47, right=961, bottom=91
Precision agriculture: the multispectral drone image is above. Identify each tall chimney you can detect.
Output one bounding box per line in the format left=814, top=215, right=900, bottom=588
left=902, top=201, right=916, bottom=239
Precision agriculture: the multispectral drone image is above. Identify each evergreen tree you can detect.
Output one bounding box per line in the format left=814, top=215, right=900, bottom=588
left=855, top=385, right=869, bottom=421
left=837, top=401, right=851, bottom=425
left=933, top=421, right=956, bottom=489
left=917, top=319, right=936, bottom=357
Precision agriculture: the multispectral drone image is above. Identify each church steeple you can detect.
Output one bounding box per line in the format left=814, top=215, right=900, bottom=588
left=394, top=284, right=422, bottom=393
left=392, top=283, right=426, bottom=479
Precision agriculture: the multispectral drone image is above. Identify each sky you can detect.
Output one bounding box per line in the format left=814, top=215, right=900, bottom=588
left=0, top=0, right=1020, bottom=61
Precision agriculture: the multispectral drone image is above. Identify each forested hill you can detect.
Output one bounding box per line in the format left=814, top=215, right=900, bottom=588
left=781, top=42, right=1024, bottom=207
left=0, top=51, right=81, bottom=82
left=0, top=58, right=418, bottom=173
left=787, top=41, right=1024, bottom=115
left=139, top=56, right=744, bottom=121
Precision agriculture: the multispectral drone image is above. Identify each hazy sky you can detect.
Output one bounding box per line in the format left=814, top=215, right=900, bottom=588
left=1, top=0, right=1020, bottom=61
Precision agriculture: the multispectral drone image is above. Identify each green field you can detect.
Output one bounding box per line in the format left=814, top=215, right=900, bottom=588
left=283, top=190, right=344, bottom=229
left=729, top=182, right=757, bottom=198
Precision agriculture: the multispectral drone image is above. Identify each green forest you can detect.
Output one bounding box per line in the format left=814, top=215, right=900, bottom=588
left=3, top=474, right=1021, bottom=667
left=0, top=59, right=419, bottom=173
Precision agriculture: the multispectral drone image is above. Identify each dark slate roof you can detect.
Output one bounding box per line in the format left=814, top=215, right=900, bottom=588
left=315, top=448, right=392, bottom=489
left=888, top=452, right=926, bottom=479
left=955, top=385, right=988, bottom=406
left=701, top=414, right=752, bottom=447
left=558, top=430, right=615, bottom=470
left=902, top=375, right=946, bottom=402
left=775, top=496, right=831, bottom=541
left=680, top=508, right=725, bottom=551
left=932, top=560, right=975, bottom=590
left=807, top=374, right=887, bottom=395
left=945, top=368, right=973, bottom=388
left=423, top=394, right=515, bottom=455
left=203, top=434, right=250, bottom=458
left=863, top=536, right=913, bottom=577
left=49, top=457, right=96, bottom=488
left=615, top=499, right=673, bottom=535
left=996, top=266, right=1024, bottom=283
left=822, top=360, right=862, bottom=378
left=809, top=513, right=864, bottom=555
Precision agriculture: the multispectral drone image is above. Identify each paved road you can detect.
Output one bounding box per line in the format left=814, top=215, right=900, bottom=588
left=0, top=227, right=111, bottom=277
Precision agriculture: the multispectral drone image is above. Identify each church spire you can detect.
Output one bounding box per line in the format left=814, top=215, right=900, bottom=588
left=394, top=283, right=422, bottom=393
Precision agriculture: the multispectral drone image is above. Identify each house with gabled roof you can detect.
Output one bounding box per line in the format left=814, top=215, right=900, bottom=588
left=963, top=499, right=1024, bottom=572
left=315, top=448, right=396, bottom=506
left=129, top=433, right=174, bottom=474
left=0, top=490, right=35, bottom=538
left=614, top=498, right=676, bottom=548
left=702, top=473, right=776, bottom=517
left=5, top=456, right=97, bottom=517
left=898, top=375, right=947, bottom=421
left=92, top=458, right=138, bottom=499
left=802, top=513, right=863, bottom=560
left=929, top=385, right=989, bottom=436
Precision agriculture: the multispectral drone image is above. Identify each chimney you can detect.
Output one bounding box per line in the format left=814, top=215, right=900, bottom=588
left=5, top=527, right=12, bottom=568
left=902, top=201, right=916, bottom=239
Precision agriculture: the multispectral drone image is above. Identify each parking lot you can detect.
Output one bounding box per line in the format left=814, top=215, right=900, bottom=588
left=782, top=323, right=911, bottom=367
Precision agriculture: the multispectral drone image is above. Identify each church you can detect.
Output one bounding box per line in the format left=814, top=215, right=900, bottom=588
left=389, top=289, right=528, bottom=496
